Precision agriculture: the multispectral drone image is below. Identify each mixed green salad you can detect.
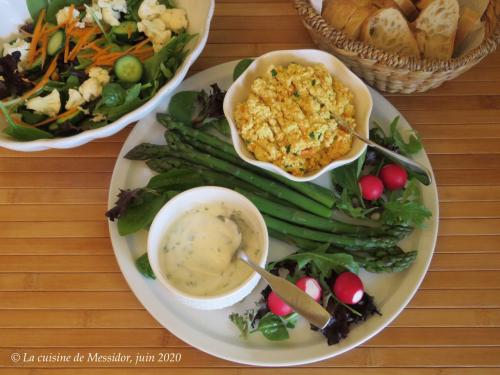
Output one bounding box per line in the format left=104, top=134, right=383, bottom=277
left=106, top=60, right=432, bottom=346
left=0, top=0, right=194, bottom=140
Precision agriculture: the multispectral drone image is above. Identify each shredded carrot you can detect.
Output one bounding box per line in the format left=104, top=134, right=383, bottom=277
left=33, top=107, right=79, bottom=127
left=21, top=53, right=60, bottom=101
left=68, top=26, right=99, bottom=61
left=63, top=4, right=76, bottom=63
left=40, top=26, right=48, bottom=68
left=27, top=9, right=46, bottom=66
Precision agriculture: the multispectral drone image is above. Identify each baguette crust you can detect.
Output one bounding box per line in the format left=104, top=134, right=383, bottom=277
left=361, top=8, right=420, bottom=56
left=322, top=0, right=359, bottom=29
left=414, top=0, right=459, bottom=59
left=393, top=0, right=419, bottom=19
left=344, top=5, right=377, bottom=39
left=455, top=7, right=481, bottom=46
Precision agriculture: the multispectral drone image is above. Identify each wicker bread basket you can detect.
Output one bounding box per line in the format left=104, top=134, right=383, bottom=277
left=293, top=0, right=500, bottom=93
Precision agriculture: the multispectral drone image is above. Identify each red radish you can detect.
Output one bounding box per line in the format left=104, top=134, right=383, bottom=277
left=359, top=175, right=384, bottom=201
left=267, top=291, right=293, bottom=316
left=333, top=272, right=364, bottom=305
left=295, top=276, right=322, bottom=302
left=380, top=164, right=408, bottom=190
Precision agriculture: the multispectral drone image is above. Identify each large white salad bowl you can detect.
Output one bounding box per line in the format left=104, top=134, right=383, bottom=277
left=0, top=0, right=214, bottom=151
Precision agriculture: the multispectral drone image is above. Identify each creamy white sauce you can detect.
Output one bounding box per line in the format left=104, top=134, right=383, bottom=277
left=161, top=202, right=262, bottom=296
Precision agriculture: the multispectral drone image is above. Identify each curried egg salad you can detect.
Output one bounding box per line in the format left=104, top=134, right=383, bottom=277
left=234, top=63, right=357, bottom=177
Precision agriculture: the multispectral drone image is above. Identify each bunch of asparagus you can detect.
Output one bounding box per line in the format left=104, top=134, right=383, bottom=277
left=122, top=114, right=416, bottom=273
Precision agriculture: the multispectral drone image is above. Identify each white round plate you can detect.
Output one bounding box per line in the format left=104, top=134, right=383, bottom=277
left=0, top=0, right=214, bottom=151
left=107, top=60, right=439, bottom=366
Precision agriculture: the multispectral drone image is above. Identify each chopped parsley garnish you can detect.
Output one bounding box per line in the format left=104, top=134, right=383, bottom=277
left=285, top=144, right=291, bottom=153
left=309, top=131, right=315, bottom=139
left=293, top=90, right=300, bottom=97
left=271, top=69, right=277, bottom=77
left=312, top=79, right=316, bottom=86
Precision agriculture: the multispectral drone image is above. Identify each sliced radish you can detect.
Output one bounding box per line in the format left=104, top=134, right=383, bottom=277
left=267, top=291, right=293, bottom=316
left=333, top=272, right=364, bottom=305
left=295, top=276, right=322, bottom=302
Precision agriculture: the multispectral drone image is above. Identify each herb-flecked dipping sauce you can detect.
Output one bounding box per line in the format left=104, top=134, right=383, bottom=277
left=160, top=201, right=263, bottom=297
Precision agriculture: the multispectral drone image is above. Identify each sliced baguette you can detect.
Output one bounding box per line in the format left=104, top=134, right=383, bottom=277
left=416, top=0, right=434, bottom=10
left=458, top=0, right=489, bottom=16
left=414, top=0, right=459, bottom=59
left=322, top=0, right=359, bottom=30
left=393, top=0, right=419, bottom=20
left=360, top=8, right=420, bottom=56
left=455, top=7, right=482, bottom=46
left=454, top=23, right=485, bottom=56
left=344, top=5, right=377, bottom=39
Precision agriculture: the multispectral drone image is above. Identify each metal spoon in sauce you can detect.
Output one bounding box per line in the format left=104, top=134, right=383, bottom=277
left=331, top=114, right=433, bottom=186
left=233, top=247, right=331, bottom=330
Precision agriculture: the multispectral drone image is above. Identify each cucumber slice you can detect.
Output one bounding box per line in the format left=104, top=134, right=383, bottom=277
left=114, top=55, right=143, bottom=83
left=48, top=30, right=65, bottom=56
left=27, top=55, right=43, bottom=72
left=112, top=21, right=141, bottom=42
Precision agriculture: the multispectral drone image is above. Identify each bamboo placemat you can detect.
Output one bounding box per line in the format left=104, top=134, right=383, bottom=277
left=1, top=0, right=499, bottom=373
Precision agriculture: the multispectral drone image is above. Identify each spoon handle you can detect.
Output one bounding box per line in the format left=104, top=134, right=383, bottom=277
left=354, top=132, right=432, bottom=186
left=238, top=252, right=331, bottom=329
left=331, top=114, right=432, bottom=186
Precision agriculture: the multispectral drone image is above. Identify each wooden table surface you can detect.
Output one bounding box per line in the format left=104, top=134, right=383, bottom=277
left=1, top=0, right=500, bottom=373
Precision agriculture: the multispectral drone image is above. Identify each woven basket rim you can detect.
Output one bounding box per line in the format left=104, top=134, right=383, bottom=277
left=293, top=0, right=500, bottom=73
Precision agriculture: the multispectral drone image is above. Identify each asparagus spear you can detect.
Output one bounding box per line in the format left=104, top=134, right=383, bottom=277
left=158, top=115, right=336, bottom=208
left=161, top=134, right=333, bottom=218
left=346, top=247, right=417, bottom=273
left=263, top=214, right=399, bottom=250
left=235, top=187, right=388, bottom=236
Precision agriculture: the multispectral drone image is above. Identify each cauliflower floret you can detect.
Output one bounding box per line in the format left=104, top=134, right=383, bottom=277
left=2, top=38, right=30, bottom=72
left=65, top=89, right=85, bottom=110
left=137, top=19, right=171, bottom=52
left=79, top=78, right=103, bottom=101
left=56, top=6, right=84, bottom=28
left=160, top=8, right=188, bottom=33
left=83, top=4, right=103, bottom=23
left=88, top=67, right=110, bottom=85
left=138, top=0, right=167, bottom=20
left=101, top=7, right=121, bottom=26
left=98, top=0, right=127, bottom=13
left=26, top=90, right=61, bottom=117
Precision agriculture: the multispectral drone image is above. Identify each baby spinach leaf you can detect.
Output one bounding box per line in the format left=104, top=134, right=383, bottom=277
left=117, top=190, right=166, bottom=236
left=101, top=83, right=126, bottom=107
left=0, top=102, right=53, bottom=141
left=257, top=312, right=289, bottom=341
left=4, top=124, right=54, bottom=141
left=135, top=252, right=155, bottom=279
left=233, top=59, right=254, bottom=81
left=27, top=0, right=48, bottom=22
left=168, top=90, right=200, bottom=123
left=125, top=83, right=142, bottom=102
left=143, top=32, right=195, bottom=83
left=282, top=312, right=299, bottom=329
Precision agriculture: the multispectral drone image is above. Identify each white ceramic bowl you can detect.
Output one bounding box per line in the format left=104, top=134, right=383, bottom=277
left=0, top=0, right=214, bottom=151
left=147, top=186, right=269, bottom=310
left=223, top=49, right=373, bottom=182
